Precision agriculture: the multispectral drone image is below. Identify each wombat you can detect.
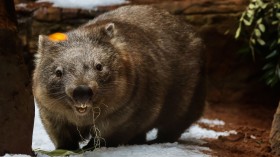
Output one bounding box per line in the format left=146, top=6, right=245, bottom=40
left=33, top=5, right=205, bottom=150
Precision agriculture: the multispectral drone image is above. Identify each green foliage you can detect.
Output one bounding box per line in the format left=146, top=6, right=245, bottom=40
left=235, top=0, right=280, bottom=86
left=34, top=147, right=94, bottom=156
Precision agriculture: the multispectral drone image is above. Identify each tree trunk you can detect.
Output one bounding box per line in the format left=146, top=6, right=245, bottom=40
left=270, top=101, right=280, bottom=155
left=0, top=0, right=34, bottom=156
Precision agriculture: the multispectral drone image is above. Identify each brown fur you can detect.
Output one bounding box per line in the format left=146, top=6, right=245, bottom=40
left=33, top=5, right=205, bottom=150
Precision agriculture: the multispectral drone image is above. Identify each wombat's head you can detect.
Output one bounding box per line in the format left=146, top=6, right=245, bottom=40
left=33, top=23, right=130, bottom=117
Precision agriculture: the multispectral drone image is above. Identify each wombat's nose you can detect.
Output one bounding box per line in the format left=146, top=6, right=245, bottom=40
left=73, top=85, right=93, bottom=103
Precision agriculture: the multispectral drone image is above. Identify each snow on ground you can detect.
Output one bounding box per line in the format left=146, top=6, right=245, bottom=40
left=32, top=105, right=55, bottom=151
left=36, top=0, right=128, bottom=9
left=199, top=118, right=225, bottom=126
left=15, top=104, right=236, bottom=157
left=4, top=105, right=237, bottom=157
left=4, top=104, right=236, bottom=157
left=4, top=104, right=237, bottom=157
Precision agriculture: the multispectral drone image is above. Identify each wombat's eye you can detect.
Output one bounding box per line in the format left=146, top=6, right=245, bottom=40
left=55, top=67, right=63, bottom=77
left=96, top=64, right=103, bottom=71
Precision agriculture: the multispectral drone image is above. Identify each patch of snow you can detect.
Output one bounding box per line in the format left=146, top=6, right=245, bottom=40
left=181, top=125, right=237, bottom=140
left=32, top=101, right=54, bottom=151
left=198, top=118, right=225, bottom=126
left=70, top=144, right=210, bottom=157
left=36, top=0, right=129, bottom=9
left=146, top=128, right=157, bottom=141
left=3, top=155, right=30, bottom=157
left=16, top=3, right=27, bottom=8
left=250, top=135, right=256, bottom=139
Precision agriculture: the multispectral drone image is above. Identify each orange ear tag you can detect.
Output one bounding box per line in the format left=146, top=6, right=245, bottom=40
left=48, top=33, right=68, bottom=42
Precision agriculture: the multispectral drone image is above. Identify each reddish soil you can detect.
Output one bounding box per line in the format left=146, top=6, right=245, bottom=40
left=200, top=102, right=278, bottom=157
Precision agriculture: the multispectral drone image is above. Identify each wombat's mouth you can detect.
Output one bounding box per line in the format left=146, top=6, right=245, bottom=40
left=74, top=104, right=91, bottom=115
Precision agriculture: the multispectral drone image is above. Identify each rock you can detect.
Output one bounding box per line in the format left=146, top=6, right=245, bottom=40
left=33, top=6, right=61, bottom=22
left=62, top=8, right=79, bottom=20
left=153, top=0, right=248, bottom=15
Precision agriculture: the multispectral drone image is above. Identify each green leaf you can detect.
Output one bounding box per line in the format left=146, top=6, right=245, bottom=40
left=256, top=0, right=264, bottom=6
left=239, top=12, right=246, bottom=21
left=277, top=13, right=280, bottom=19
left=258, top=24, right=265, bottom=32
left=235, top=26, right=242, bottom=39
left=249, top=3, right=255, bottom=9
left=266, top=77, right=278, bottom=87
left=246, top=9, right=254, bottom=18
left=256, top=18, right=263, bottom=24
left=254, top=28, right=262, bottom=37
left=261, top=3, right=268, bottom=9
left=257, top=38, right=266, bottom=45
left=272, top=21, right=278, bottom=25
left=250, top=38, right=256, bottom=44
left=265, top=50, right=278, bottom=59
left=262, top=63, right=274, bottom=70
left=243, top=19, right=252, bottom=26
left=35, top=149, right=79, bottom=156
left=34, top=147, right=95, bottom=156
left=277, top=65, right=280, bottom=79
left=278, top=38, right=280, bottom=44
left=275, top=65, right=280, bottom=79
left=270, top=40, right=278, bottom=50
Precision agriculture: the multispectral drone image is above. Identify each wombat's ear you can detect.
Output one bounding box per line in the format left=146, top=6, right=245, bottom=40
left=104, top=23, right=115, bottom=37
left=35, top=35, right=52, bottom=64
left=38, top=35, right=52, bottom=54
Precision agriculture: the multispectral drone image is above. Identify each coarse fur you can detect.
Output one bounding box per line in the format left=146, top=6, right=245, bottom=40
left=33, top=5, right=206, bottom=150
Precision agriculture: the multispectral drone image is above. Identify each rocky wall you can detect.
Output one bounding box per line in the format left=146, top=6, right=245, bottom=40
left=15, top=0, right=279, bottom=105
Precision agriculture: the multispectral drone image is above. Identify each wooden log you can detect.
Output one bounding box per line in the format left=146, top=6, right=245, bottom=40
left=270, top=101, right=280, bottom=155
left=0, top=0, right=34, bottom=155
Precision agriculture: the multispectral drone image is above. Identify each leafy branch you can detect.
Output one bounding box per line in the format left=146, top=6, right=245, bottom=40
left=235, top=0, right=280, bottom=86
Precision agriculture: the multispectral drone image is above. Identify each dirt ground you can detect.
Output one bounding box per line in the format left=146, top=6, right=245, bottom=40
left=199, top=102, right=278, bottom=157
